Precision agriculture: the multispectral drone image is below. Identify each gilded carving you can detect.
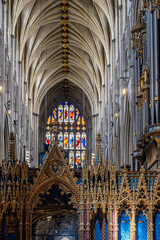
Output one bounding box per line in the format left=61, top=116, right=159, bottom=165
left=132, top=10, right=146, bottom=64
left=152, top=0, right=160, bottom=11
left=143, top=0, right=149, bottom=8
left=141, top=65, right=150, bottom=103
left=1, top=132, right=160, bottom=239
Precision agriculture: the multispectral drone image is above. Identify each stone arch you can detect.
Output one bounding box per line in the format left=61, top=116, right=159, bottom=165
left=90, top=208, right=107, bottom=240
left=29, top=177, right=80, bottom=240
left=29, top=177, right=80, bottom=210
left=27, top=142, right=80, bottom=239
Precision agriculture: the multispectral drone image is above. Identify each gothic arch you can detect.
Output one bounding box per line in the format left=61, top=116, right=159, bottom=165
left=29, top=177, right=80, bottom=210
left=27, top=142, right=80, bottom=239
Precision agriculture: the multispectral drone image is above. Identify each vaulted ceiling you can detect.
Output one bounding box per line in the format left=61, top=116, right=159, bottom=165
left=11, top=0, right=114, bottom=115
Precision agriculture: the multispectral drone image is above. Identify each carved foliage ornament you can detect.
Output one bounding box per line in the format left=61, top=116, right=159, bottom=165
left=143, top=0, right=160, bottom=18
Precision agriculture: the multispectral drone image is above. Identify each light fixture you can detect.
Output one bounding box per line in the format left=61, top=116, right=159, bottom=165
left=122, top=88, right=127, bottom=95
left=0, top=81, right=2, bottom=93
left=8, top=109, right=11, bottom=115
left=115, top=112, right=119, bottom=117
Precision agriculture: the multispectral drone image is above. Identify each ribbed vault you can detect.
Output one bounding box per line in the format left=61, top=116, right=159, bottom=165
left=11, top=0, right=114, bottom=116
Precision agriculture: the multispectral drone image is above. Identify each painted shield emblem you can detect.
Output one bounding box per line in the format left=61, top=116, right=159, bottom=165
left=52, top=164, right=59, bottom=173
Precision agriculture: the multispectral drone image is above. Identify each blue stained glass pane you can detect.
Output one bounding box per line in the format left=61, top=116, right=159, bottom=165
left=153, top=211, right=160, bottom=240
left=136, top=211, right=147, bottom=240
left=118, top=210, right=130, bottom=240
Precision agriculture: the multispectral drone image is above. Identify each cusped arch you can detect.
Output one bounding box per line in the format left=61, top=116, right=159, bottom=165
left=29, top=177, right=80, bottom=210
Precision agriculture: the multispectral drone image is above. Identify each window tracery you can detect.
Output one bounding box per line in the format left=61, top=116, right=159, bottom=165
left=46, top=102, right=86, bottom=168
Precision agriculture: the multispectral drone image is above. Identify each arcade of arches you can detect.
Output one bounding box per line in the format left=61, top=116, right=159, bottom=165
left=0, top=0, right=160, bottom=240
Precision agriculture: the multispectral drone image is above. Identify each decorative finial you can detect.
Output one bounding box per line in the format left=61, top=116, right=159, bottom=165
left=96, top=133, right=101, bottom=143
left=94, top=133, right=102, bottom=164
left=50, top=119, right=59, bottom=144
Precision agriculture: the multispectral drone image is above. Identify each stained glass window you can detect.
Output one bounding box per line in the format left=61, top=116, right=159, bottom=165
left=81, top=132, right=86, bottom=149
left=46, top=132, right=50, bottom=145
left=69, top=133, right=74, bottom=149
left=64, top=132, right=68, bottom=149
left=70, top=105, right=74, bottom=122
left=76, top=132, right=80, bottom=150
left=58, top=132, right=63, bottom=147
left=64, top=103, right=68, bottom=122
left=82, top=151, right=85, bottom=164
left=58, top=104, right=63, bottom=122
left=69, top=151, right=74, bottom=168
left=76, top=151, right=81, bottom=166
left=46, top=102, right=87, bottom=168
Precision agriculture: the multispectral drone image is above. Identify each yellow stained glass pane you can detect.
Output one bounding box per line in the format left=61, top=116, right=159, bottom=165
left=82, top=117, right=85, bottom=125
left=70, top=126, right=74, bottom=131
left=53, top=109, right=57, bottom=118
left=77, top=116, right=81, bottom=125
left=76, top=126, right=80, bottom=131
left=82, top=151, right=85, bottom=163
left=47, top=116, right=51, bottom=125
left=76, top=108, right=79, bottom=120
left=64, top=126, right=68, bottom=131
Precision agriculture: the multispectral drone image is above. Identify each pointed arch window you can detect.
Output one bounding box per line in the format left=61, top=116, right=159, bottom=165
left=46, top=102, right=86, bottom=168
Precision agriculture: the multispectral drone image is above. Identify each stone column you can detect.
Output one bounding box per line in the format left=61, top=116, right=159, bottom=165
left=32, top=113, right=39, bottom=168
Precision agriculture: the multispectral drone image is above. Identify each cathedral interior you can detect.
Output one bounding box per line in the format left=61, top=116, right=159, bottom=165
left=0, top=0, right=160, bottom=239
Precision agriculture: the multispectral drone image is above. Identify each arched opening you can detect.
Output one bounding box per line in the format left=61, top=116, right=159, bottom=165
left=91, top=209, right=107, bottom=240
left=45, top=102, right=87, bottom=169
left=118, top=210, right=130, bottom=240
left=32, top=185, right=78, bottom=240
left=135, top=210, right=147, bottom=240
left=38, top=81, right=92, bottom=168
left=153, top=211, right=160, bottom=239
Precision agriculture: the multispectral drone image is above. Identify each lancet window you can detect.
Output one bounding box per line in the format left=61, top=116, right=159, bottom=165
left=46, top=102, right=86, bottom=168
